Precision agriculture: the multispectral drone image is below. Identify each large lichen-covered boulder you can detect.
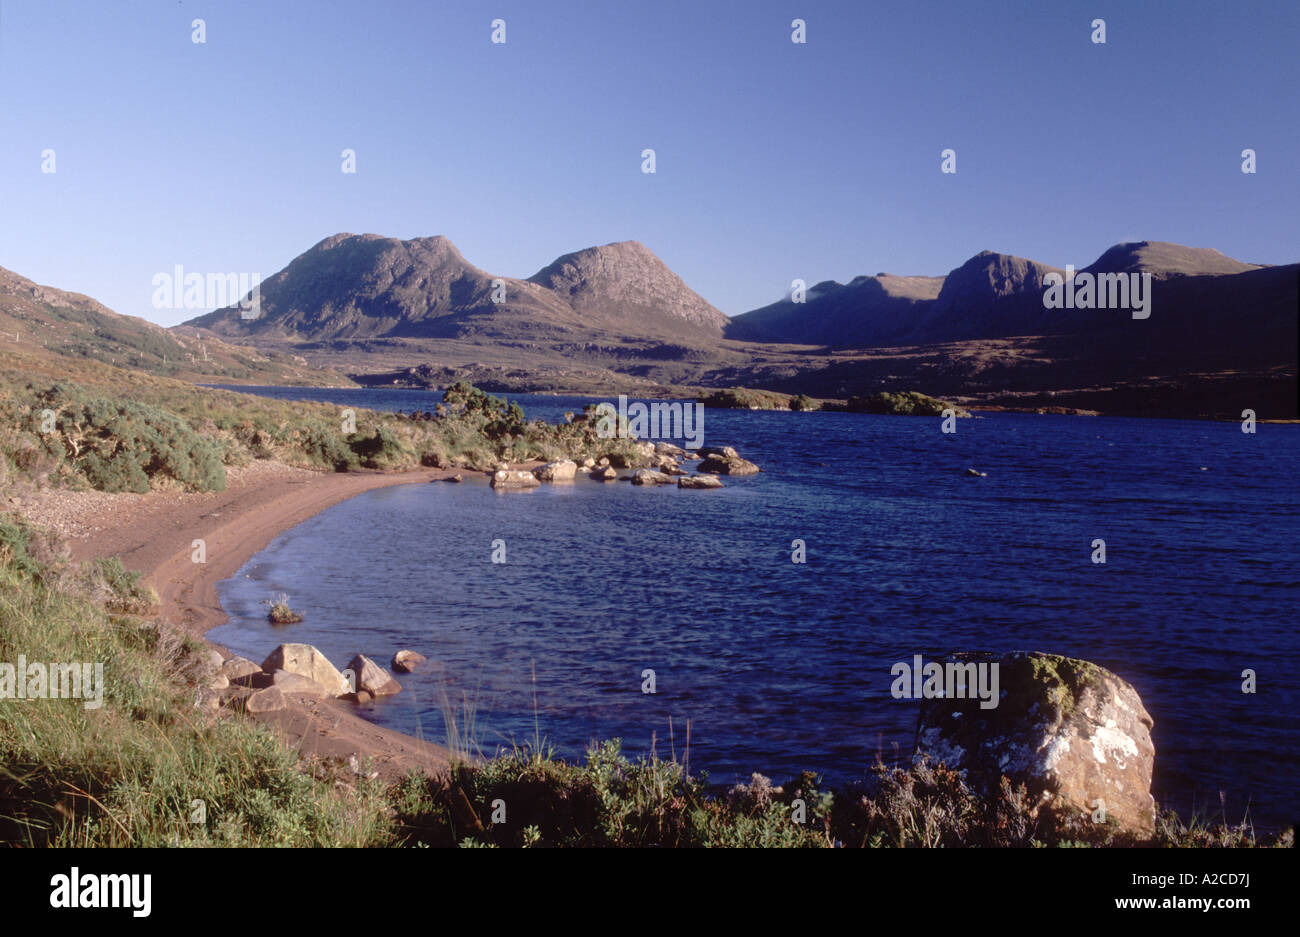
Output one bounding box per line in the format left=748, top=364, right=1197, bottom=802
left=913, top=651, right=1156, bottom=836
left=261, top=643, right=350, bottom=697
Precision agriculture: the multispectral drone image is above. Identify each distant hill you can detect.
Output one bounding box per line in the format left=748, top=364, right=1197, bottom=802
left=528, top=240, right=728, bottom=334
left=185, top=233, right=727, bottom=343
left=728, top=242, right=1281, bottom=348
left=0, top=265, right=348, bottom=386
left=1081, top=241, right=1263, bottom=279
left=727, top=273, right=943, bottom=345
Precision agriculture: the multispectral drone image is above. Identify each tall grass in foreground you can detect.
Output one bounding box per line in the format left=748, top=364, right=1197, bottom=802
left=0, top=515, right=393, bottom=847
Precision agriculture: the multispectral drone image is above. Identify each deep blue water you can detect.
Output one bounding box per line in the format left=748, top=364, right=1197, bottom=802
left=209, top=386, right=1299, bottom=830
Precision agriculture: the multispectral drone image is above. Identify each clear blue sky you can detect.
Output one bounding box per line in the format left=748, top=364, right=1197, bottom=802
left=1, top=0, right=1297, bottom=326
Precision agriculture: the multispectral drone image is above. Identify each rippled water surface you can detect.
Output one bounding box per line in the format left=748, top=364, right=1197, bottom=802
left=209, top=387, right=1299, bottom=828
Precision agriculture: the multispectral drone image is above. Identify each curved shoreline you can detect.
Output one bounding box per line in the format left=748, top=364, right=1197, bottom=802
left=63, top=463, right=459, bottom=780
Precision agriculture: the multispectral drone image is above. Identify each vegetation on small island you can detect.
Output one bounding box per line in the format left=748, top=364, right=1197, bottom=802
left=698, top=386, right=969, bottom=416
left=0, top=515, right=1287, bottom=848
left=266, top=593, right=303, bottom=625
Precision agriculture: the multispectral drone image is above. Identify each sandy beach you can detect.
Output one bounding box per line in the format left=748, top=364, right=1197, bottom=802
left=20, top=461, right=460, bottom=780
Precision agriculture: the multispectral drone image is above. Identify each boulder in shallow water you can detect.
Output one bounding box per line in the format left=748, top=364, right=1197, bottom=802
left=678, top=475, right=724, bottom=489
left=654, top=441, right=688, bottom=458
left=392, top=649, right=427, bottom=673
left=631, top=469, right=675, bottom=486
left=261, top=643, right=350, bottom=697
left=913, top=651, right=1156, bottom=837
left=346, top=654, right=402, bottom=697
left=592, top=466, right=618, bottom=481
left=698, top=455, right=760, bottom=476
left=533, top=459, right=577, bottom=482
left=491, top=469, right=540, bottom=490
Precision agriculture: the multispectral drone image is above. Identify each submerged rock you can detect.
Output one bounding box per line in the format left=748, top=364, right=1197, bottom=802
left=913, top=651, right=1156, bottom=837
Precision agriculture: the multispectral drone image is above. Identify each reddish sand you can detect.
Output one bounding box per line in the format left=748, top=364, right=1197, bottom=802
left=66, top=465, right=461, bottom=780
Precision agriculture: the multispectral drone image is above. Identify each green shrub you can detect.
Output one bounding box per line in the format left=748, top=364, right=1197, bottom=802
left=31, top=385, right=227, bottom=492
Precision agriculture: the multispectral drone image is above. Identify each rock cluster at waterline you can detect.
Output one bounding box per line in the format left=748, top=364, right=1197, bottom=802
left=485, top=441, right=757, bottom=490
left=196, top=642, right=425, bottom=713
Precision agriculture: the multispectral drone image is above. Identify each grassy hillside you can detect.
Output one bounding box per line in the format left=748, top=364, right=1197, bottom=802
left=0, top=265, right=352, bottom=386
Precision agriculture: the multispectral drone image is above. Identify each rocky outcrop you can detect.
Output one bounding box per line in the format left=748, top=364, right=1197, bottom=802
left=261, top=643, right=351, bottom=697
left=533, top=459, right=577, bottom=482
left=345, top=654, right=402, bottom=698
left=913, top=651, right=1156, bottom=837
left=491, top=469, right=540, bottom=490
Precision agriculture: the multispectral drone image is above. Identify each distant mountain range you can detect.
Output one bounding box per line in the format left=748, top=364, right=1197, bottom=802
left=186, top=234, right=727, bottom=343
left=0, top=231, right=1291, bottom=419
left=727, top=241, right=1267, bottom=346
left=173, top=233, right=1295, bottom=419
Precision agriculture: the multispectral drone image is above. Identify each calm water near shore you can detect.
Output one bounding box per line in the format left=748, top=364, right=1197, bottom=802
left=209, top=387, right=1299, bottom=829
